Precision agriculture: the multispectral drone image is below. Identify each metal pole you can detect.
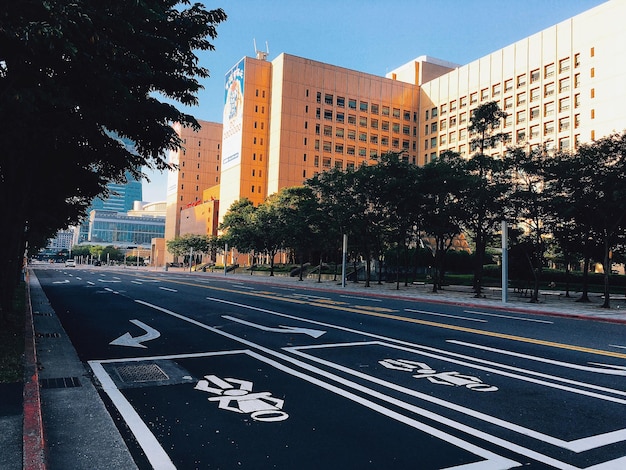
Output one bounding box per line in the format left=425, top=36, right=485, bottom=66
left=501, top=220, right=508, bottom=303
left=341, top=233, right=348, bottom=288
left=189, top=247, right=193, bottom=272
left=137, top=248, right=140, bottom=270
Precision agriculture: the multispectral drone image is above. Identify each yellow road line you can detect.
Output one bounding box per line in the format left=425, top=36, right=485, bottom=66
left=137, top=275, right=626, bottom=360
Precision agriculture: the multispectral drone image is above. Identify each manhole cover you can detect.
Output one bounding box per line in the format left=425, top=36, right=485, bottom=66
left=115, top=363, right=169, bottom=383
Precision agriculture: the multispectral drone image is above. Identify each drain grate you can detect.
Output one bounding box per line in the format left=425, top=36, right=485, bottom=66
left=41, top=377, right=81, bottom=389
left=34, top=312, right=53, bottom=317
left=115, top=363, right=169, bottom=383
left=35, top=332, right=61, bottom=338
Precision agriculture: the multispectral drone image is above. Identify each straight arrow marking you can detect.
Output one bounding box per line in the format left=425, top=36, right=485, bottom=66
left=222, top=315, right=326, bottom=338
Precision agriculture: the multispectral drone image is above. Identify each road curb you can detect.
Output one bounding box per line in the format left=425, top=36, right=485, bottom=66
left=23, top=273, right=47, bottom=470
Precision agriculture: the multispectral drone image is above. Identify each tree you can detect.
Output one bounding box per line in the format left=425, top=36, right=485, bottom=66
left=273, top=186, right=322, bottom=281
left=557, top=133, right=626, bottom=308
left=0, top=1, right=227, bottom=322
left=461, top=101, right=511, bottom=297
left=420, top=151, right=467, bottom=292
left=508, top=145, right=557, bottom=302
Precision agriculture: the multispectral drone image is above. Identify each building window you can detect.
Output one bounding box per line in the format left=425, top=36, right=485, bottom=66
left=530, top=88, right=540, bottom=102
left=335, top=144, right=344, bottom=154
left=590, top=67, right=595, bottom=78
left=574, top=114, right=580, bottom=128
left=393, top=108, right=401, bottom=118
left=517, top=74, right=526, bottom=88
left=517, top=129, right=526, bottom=143
left=430, top=137, right=437, bottom=148
left=323, top=141, right=331, bottom=152
left=431, top=122, right=438, bottom=133
left=544, top=102, right=555, bottom=117
left=359, top=116, right=367, bottom=127
left=545, top=63, right=555, bottom=78
left=574, top=53, right=581, bottom=68
left=403, top=125, right=410, bottom=135
left=559, top=117, right=570, bottom=132
left=392, top=138, right=400, bottom=149
left=574, top=74, right=580, bottom=89
left=371, top=103, right=379, bottom=115
left=530, top=107, right=540, bottom=120
left=371, top=119, right=378, bottom=130
left=405, top=110, right=412, bottom=120
left=517, top=110, right=526, bottom=124
left=323, top=125, right=332, bottom=137
left=517, top=92, right=526, bottom=106
left=481, top=88, right=489, bottom=101
left=530, top=125, right=539, bottom=140
left=324, top=109, right=333, bottom=120
left=382, top=106, right=390, bottom=116
left=492, top=83, right=501, bottom=97
left=530, top=69, right=540, bottom=83
left=336, top=112, right=345, bottom=123
left=450, top=100, right=457, bottom=112
left=337, top=96, right=345, bottom=108
left=381, top=121, right=389, bottom=131
left=544, top=121, right=554, bottom=135
left=459, top=128, right=467, bottom=140
left=325, top=94, right=333, bottom=105
left=347, top=146, right=355, bottom=155
left=470, top=92, right=477, bottom=105
left=559, top=97, right=570, bottom=112
left=504, top=96, right=513, bottom=110
left=315, top=124, right=320, bottom=135
left=559, top=78, right=570, bottom=93
left=323, top=157, right=331, bottom=168
left=370, top=134, right=378, bottom=144
left=544, top=82, right=555, bottom=97
left=559, top=57, right=570, bottom=73
left=559, top=137, right=570, bottom=150
left=574, top=94, right=580, bottom=108
left=440, top=119, right=446, bottom=131
left=590, top=47, right=595, bottom=57
left=440, top=104, right=447, bottom=115
left=348, top=114, right=356, bottom=125
left=359, top=132, right=367, bottom=142
left=348, top=130, right=356, bottom=140
left=460, top=96, right=467, bottom=108
left=504, top=79, right=513, bottom=93
left=336, top=127, right=344, bottom=138
left=392, top=123, right=400, bottom=133
left=316, top=92, right=321, bottom=103
left=449, top=116, right=457, bottom=127
left=360, top=101, right=368, bottom=112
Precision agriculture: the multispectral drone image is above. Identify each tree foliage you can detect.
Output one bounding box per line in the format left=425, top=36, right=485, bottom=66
left=0, top=1, right=226, bottom=320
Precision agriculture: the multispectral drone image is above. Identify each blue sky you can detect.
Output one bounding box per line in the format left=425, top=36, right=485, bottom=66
left=142, top=0, right=606, bottom=201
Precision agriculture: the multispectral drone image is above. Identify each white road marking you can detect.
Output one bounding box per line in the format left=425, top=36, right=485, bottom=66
left=610, top=344, right=626, bottom=350
left=89, top=362, right=176, bottom=470
left=131, top=281, right=142, bottom=285
left=134, top=299, right=624, bottom=468
left=158, top=287, right=178, bottom=292
left=87, top=281, right=95, bottom=285
left=405, top=308, right=487, bottom=323
left=110, top=320, right=161, bottom=348
left=465, top=310, right=553, bottom=324
left=222, top=315, right=326, bottom=338
left=289, top=341, right=626, bottom=453
left=448, top=340, right=626, bottom=376
left=340, top=295, right=382, bottom=302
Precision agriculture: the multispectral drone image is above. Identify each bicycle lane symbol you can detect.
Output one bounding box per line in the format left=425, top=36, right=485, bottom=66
left=379, top=359, right=498, bottom=392
left=194, top=375, right=289, bottom=422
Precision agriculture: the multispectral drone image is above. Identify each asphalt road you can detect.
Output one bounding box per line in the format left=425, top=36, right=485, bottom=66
left=34, top=265, right=626, bottom=470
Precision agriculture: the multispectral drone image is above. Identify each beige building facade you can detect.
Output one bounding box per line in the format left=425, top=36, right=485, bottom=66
left=216, top=1, right=626, bottom=224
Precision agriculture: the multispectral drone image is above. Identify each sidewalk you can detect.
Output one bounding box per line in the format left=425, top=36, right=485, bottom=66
left=3, top=267, right=626, bottom=470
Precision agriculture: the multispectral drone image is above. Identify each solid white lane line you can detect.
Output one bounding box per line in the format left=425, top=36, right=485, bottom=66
left=465, top=310, right=553, bottom=324
left=405, top=309, right=487, bottom=323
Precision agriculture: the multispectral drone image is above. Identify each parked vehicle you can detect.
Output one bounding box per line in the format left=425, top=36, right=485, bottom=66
left=65, top=259, right=76, bottom=267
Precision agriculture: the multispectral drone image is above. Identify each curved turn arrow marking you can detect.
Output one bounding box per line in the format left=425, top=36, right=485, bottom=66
left=110, top=319, right=161, bottom=348
left=222, top=315, right=326, bottom=338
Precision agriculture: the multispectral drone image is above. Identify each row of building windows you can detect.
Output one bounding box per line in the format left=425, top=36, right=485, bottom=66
left=426, top=53, right=582, bottom=122
left=315, top=91, right=415, bottom=122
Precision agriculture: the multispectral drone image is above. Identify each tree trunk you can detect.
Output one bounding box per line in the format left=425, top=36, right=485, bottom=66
left=577, top=254, right=591, bottom=303
left=602, top=236, right=611, bottom=308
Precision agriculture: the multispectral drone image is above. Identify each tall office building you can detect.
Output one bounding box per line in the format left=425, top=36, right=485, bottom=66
left=164, top=120, right=223, bottom=243
left=216, top=0, right=626, bottom=222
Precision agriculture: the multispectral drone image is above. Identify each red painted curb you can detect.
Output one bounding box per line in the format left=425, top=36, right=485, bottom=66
left=23, top=272, right=47, bottom=470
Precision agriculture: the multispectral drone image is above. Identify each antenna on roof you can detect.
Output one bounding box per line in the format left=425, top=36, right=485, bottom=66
left=253, top=38, right=269, bottom=61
